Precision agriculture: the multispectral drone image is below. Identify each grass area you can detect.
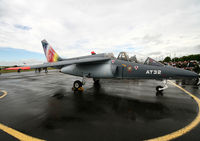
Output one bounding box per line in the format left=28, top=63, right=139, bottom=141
left=0, top=69, right=35, bottom=73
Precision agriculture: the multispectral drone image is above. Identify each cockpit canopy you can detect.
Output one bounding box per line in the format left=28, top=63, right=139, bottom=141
left=117, top=52, right=164, bottom=66
left=144, top=57, right=164, bottom=66
left=117, top=52, right=138, bottom=62
left=117, top=52, right=130, bottom=61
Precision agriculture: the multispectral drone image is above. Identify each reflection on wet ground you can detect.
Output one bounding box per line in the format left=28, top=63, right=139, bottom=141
left=47, top=84, right=169, bottom=123
left=0, top=92, right=4, bottom=97
left=0, top=71, right=199, bottom=141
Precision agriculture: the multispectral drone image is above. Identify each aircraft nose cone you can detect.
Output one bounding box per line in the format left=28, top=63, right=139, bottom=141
left=188, top=70, right=199, bottom=77
left=180, top=69, right=199, bottom=78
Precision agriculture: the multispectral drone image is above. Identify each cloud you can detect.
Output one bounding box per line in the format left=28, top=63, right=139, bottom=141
left=142, top=34, right=163, bottom=45
left=14, top=24, right=32, bottom=30
left=0, top=0, right=200, bottom=63
left=147, top=51, right=162, bottom=56
left=195, top=45, right=200, bottom=50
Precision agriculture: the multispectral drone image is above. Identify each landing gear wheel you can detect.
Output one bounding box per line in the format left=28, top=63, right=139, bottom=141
left=195, top=78, right=200, bottom=86
left=156, top=91, right=163, bottom=96
left=156, top=85, right=164, bottom=92
left=73, top=80, right=83, bottom=91
left=45, top=69, right=48, bottom=73
left=93, top=78, right=100, bottom=84
left=17, top=69, right=21, bottom=73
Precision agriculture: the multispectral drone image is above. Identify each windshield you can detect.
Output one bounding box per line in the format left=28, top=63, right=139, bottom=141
left=117, top=52, right=163, bottom=66
left=144, top=57, right=164, bottom=66
left=117, top=52, right=129, bottom=61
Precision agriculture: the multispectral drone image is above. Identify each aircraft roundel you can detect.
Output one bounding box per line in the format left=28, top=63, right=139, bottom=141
left=134, top=66, right=139, bottom=70
left=127, top=65, right=133, bottom=72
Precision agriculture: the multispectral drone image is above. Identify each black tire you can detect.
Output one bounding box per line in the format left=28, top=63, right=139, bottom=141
left=93, top=78, right=100, bottom=84
left=17, top=69, right=21, bottom=73
left=156, top=91, right=163, bottom=96
left=195, top=78, right=200, bottom=86
left=156, top=85, right=163, bottom=92
left=73, top=80, right=83, bottom=90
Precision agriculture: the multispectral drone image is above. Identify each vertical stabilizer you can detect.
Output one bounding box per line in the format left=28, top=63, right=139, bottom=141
left=41, top=39, right=62, bottom=62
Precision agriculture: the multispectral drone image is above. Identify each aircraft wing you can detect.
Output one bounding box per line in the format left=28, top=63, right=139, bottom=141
left=5, top=57, right=111, bottom=70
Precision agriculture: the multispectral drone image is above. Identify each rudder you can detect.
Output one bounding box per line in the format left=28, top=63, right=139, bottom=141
left=41, top=39, right=62, bottom=62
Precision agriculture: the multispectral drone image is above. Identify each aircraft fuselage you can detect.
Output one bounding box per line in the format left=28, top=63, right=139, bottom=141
left=61, top=59, right=199, bottom=80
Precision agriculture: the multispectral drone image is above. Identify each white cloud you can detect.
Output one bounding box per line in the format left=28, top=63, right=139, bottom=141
left=0, top=59, right=43, bottom=66
left=0, top=0, right=200, bottom=62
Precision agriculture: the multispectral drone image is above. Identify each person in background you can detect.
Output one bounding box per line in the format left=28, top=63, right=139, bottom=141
left=182, top=61, right=188, bottom=69
left=193, top=62, right=200, bottom=74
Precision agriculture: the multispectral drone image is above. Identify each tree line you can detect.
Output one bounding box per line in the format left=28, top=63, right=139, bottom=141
left=163, top=54, right=200, bottom=62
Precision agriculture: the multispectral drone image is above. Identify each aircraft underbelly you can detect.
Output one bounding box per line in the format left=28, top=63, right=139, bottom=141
left=61, top=63, right=114, bottom=78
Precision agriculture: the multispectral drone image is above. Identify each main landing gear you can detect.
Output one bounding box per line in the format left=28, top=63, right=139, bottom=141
left=93, top=78, right=100, bottom=85
left=44, top=67, right=48, bottom=73
left=72, top=77, right=100, bottom=92
left=17, top=69, right=21, bottom=73
left=196, top=77, right=200, bottom=86
left=72, top=76, right=86, bottom=92
left=156, top=80, right=168, bottom=96
left=35, top=68, right=48, bottom=73
left=35, top=68, right=41, bottom=73
left=72, top=80, right=84, bottom=91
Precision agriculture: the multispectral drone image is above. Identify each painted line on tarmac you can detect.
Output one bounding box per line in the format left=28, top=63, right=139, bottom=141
left=0, top=123, right=45, bottom=141
left=146, top=80, right=200, bottom=141
left=0, top=90, right=45, bottom=141
left=0, top=90, right=7, bottom=99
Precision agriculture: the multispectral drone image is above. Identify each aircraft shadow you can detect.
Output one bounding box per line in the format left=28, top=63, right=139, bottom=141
left=41, top=84, right=172, bottom=130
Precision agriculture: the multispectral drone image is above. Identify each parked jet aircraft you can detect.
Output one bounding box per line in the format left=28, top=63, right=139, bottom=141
left=5, top=40, right=200, bottom=94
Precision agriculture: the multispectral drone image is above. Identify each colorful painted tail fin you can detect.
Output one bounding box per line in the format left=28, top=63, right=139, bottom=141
left=41, top=39, right=62, bottom=62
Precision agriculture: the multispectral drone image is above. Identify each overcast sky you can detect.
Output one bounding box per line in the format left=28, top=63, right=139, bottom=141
left=0, top=0, right=200, bottom=65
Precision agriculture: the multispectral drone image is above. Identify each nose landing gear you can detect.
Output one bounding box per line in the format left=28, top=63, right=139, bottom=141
left=196, top=77, right=200, bottom=86
left=156, top=80, right=168, bottom=96
left=93, top=78, right=100, bottom=85
left=156, top=85, right=164, bottom=93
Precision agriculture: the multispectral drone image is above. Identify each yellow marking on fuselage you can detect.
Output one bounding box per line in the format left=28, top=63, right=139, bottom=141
left=0, top=90, right=7, bottom=99
left=146, top=80, right=200, bottom=141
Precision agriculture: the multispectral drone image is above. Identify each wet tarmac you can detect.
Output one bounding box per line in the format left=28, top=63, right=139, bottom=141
left=0, top=70, right=200, bottom=141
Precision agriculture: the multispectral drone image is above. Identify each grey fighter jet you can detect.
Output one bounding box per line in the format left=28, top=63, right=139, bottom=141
left=5, top=40, right=200, bottom=94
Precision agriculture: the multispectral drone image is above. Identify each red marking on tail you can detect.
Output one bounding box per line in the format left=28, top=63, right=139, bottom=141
left=47, top=47, right=56, bottom=62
